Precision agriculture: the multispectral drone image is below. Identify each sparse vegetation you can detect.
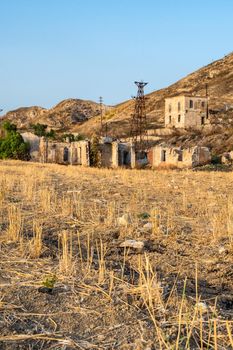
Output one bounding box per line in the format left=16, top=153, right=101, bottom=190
left=42, top=274, right=57, bottom=290
left=90, top=134, right=101, bottom=166
left=0, top=160, right=233, bottom=349
left=61, top=133, right=86, bottom=142
left=211, top=154, right=222, bottom=164
left=30, top=123, right=56, bottom=139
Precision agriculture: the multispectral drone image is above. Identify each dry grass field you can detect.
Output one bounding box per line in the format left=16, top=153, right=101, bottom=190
left=0, top=160, right=233, bottom=349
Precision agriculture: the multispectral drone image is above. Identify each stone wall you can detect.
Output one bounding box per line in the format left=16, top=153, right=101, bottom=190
left=99, top=139, right=135, bottom=168
left=190, top=146, right=211, bottom=167
left=150, top=145, right=211, bottom=168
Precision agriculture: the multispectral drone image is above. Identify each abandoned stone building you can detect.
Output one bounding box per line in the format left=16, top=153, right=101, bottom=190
left=20, top=131, right=211, bottom=169
left=98, top=137, right=135, bottom=168
left=165, top=95, right=209, bottom=129
left=39, top=137, right=90, bottom=166
left=19, top=132, right=137, bottom=168
left=148, top=144, right=211, bottom=168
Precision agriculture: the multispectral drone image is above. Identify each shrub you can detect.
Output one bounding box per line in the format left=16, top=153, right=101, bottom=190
left=2, top=120, right=17, bottom=132
left=74, top=134, right=86, bottom=141
left=61, top=133, right=86, bottom=142
left=30, top=123, right=48, bottom=137
left=46, top=129, right=56, bottom=139
left=0, top=123, right=30, bottom=160
left=211, top=154, right=222, bottom=165
left=90, top=135, right=101, bottom=167
left=62, top=133, right=75, bottom=142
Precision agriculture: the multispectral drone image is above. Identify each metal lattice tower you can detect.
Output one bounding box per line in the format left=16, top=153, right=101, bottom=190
left=131, top=81, right=148, bottom=151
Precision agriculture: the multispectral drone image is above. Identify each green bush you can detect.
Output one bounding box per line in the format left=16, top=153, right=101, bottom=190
left=46, top=129, right=56, bottom=139
left=61, top=133, right=86, bottom=142
left=30, top=123, right=48, bottom=137
left=211, top=154, right=222, bottom=165
left=0, top=122, right=30, bottom=160
left=74, top=134, right=86, bottom=141
left=90, top=135, right=101, bottom=167
left=61, top=133, right=75, bottom=142
left=30, top=123, right=56, bottom=139
left=2, top=120, right=17, bottom=132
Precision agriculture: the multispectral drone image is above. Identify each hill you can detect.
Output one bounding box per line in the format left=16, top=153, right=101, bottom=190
left=2, top=52, right=233, bottom=153
left=1, top=99, right=109, bottom=131
left=74, top=52, right=233, bottom=139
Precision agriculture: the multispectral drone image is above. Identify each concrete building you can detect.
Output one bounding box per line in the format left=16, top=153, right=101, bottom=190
left=39, top=138, right=90, bottom=166
left=165, top=95, right=209, bottom=129
left=99, top=137, right=135, bottom=168
left=148, top=144, right=211, bottom=168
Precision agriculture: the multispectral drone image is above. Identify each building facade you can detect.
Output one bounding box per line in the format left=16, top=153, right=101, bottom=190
left=165, top=95, right=209, bottom=129
left=148, top=145, right=211, bottom=168
left=99, top=137, right=135, bottom=168
left=39, top=138, right=90, bottom=166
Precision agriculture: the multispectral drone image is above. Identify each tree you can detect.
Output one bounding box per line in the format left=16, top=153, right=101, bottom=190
left=62, top=133, right=75, bottom=142
left=46, top=129, right=56, bottom=139
left=74, top=134, right=85, bottom=141
left=90, top=135, right=101, bottom=167
left=0, top=127, right=30, bottom=160
left=30, top=123, right=48, bottom=137
left=2, top=120, right=17, bottom=132
left=61, top=133, right=86, bottom=142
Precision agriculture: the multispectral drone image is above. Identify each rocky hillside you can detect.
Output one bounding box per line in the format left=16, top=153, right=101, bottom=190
left=1, top=99, right=109, bottom=130
left=2, top=52, right=233, bottom=145
left=74, top=52, right=233, bottom=138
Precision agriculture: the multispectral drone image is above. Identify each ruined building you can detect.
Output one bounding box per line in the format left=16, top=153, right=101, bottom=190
left=165, top=95, right=209, bottom=129
left=98, top=137, right=135, bottom=168
left=148, top=145, right=211, bottom=168
left=39, top=137, right=90, bottom=166
left=21, top=133, right=136, bottom=168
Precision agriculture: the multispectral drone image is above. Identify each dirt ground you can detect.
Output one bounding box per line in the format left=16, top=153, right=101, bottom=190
left=0, top=161, right=233, bottom=349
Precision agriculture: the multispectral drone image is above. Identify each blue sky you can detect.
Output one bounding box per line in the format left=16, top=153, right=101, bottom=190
left=0, top=0, right=232, bottom=113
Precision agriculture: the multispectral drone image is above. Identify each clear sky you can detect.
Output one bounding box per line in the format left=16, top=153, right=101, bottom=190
left=0, top=0, right=232, bottom=113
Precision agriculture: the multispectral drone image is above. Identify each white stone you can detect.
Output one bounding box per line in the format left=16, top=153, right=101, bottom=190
left=119, top=240, right=144, bottom=250
left=143, top=222, right=153, bottom=229
left=219, top=246, right=226, bottom=254
left=195, top=302, right=208, bottom=313
left=117, top=214, right=131, bottom=227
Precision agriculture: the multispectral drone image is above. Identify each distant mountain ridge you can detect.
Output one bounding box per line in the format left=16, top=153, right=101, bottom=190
left=1, top=98, right=110, bottom=131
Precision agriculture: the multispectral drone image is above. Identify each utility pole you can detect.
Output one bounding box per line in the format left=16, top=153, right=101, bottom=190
left=205, top=83, right=209, bottom=119
left=99, top=96, right=103, bottom=133
left=130, top=81, right=148, bottom=152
